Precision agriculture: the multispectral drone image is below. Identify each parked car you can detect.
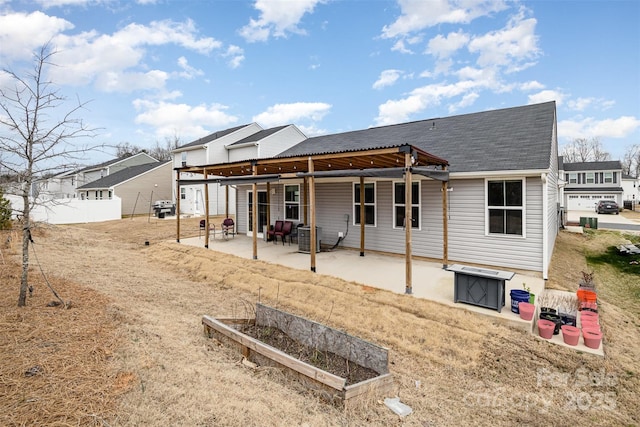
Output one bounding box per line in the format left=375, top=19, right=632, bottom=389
left=596, top=200, right=619, bottom=214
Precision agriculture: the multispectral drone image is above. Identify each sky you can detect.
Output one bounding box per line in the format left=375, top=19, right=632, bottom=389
left=1, top=0, right=639, bottom=165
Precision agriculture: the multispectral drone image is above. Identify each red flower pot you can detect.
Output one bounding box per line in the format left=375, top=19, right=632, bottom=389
left=538, top=319, right=555, bottom=339
left=580, top=311, right=599, bottom=324
left=580, top=320, right=600, bottom=332
left=518, top=302, right=535, bottom=321
left=561, top=325, right=580, bottom=346
left=582, top=328, right=603, bottom=349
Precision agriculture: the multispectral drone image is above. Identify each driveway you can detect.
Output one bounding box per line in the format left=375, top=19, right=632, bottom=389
left=567, top=209, right=640, bottom=231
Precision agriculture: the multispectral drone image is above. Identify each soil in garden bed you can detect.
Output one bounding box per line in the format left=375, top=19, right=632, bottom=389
left=240, top=325, right=380, bottom=385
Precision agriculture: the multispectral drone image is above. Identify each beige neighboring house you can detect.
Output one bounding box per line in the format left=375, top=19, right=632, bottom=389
left=35, top=152, right=159, bottom=200
left=77, top=161, right=172, bottom=217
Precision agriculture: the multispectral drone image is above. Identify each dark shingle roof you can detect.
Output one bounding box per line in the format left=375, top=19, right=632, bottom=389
left=77, top=152, right=156, bottom=173
left=277, top=102, right=556, bottom=173
left=563, top=161, right=622, bottom=171
left=78, top=161, right=169, bottom=189
left=226, top=125, right=288, bottom=146
left=176, top=124, right=251, bottom=150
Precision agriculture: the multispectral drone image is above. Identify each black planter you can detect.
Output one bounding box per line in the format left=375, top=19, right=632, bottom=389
left=540, top=307, right=557, bottom=315
left=539, top=312, right=562, bottom=335
left=560, top=313, right=577, bottom=327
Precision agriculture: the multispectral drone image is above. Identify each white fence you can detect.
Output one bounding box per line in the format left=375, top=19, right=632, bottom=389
left=7, top=195, right=122, bottom=224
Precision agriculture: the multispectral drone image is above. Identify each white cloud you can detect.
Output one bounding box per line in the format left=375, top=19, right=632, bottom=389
left=567, top=97, right=616, bottom=112
left=33, top=0, right=95, bottom=7
left=520, top=80, right=544, bottom=91
left=375, top=80, right=480, bottom=125
left=558, top=116, right=640, bottom=141
left=427, top=30, right=469, bottom=58
left=373, top=69, right=402, bottom=90
left=468, top=10, right=540, bottom=72
left=391, top=39, right=413, bottom=54
left=176, top=56, right=204, bottom=79
left=0, top=11, right=74, bottom=60
left=240, top=0, right=325, bottom=42
left=133, top=99, right=239, bottom=139
left=252, top=102, right=331, bottom=127
left=223, top=45, right=245, bottom=69
left=448, top=92, right=479, bottom=113
left=95, top=70, right=168, bottom=93
left=528, top=89, right=565, bottom=106
left=382, top=0, right=508, bottom=39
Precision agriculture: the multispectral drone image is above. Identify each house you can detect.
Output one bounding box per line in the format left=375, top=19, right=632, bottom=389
left=560, top=160, right=624, bottom=211
left=77, top=161, right=172, bottom=217
left=35, top=152, right=158, bottom=200
left=621, top=173, right=639, bottom=209
left=177, top=101, right=560, bottom=280
left=172, top=123, right=306, bottom=216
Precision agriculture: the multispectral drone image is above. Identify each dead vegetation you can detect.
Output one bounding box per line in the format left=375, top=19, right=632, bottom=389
left=0, top=216, right=639, bottom=426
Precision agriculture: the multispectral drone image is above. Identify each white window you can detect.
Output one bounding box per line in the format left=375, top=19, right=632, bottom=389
left=487, top=179, right=524, bottom=236
left=108, top=190, right=112, bottom=199
left=284, top=184, right=300, bottom=221
left=97, top=190, right=103, bottom=200
left=586, top=172, right=595, bottom=184
left=353, top=182, right=376, bottom=226
left=181, top=152, right=187, bottom=166
left=604, top=172, right=613, bottom=183
left=393, top=181, right=420, bottom=229
left=180, top=187, right=186, bottom=200
left=569, top=173, right=577, bottom=184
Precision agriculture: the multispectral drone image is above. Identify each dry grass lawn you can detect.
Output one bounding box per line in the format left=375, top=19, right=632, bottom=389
left=1, top=215, right=639, bottom=426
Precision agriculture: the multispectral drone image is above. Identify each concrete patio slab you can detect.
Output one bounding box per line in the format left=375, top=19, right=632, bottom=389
left=179, top=233, right=545, bottom=331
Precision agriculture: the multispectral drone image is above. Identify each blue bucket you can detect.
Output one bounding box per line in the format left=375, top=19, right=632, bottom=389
left=510, top=290, right=530, bottom=314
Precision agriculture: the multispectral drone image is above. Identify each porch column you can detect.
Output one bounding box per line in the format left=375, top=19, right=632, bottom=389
left=266, top=182, right=271, bottom=232
left=442, top=169, right=449, bottom=269
left=176, top=170, right=181, bottom=243
left=252, top=164, right=258, bottom=260
left=303, top=176, right=309, bottom=225
left=405, top=153, right=413, bottom=294
left=225, top=185, right=229, bottom=219
left=204, top=170, right=210, bottom=248
left=308, top=157, right=316, bottom=272
left=359, top=176, right=365, bottom=256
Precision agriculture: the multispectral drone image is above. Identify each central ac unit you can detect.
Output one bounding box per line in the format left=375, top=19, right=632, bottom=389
left=298, top=226, right=322, bottom=253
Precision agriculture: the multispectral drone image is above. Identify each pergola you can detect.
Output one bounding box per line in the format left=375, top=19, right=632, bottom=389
left=175, top=144, right=449, bottom=294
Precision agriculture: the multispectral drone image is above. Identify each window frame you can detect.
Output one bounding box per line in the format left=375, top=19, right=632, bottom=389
left=180, top=187, right=186, bottom=200
left=586, top=172, right=595, bottom=184
left=485, top=178, right=526, bottom=238
left=604, top=171, right=613, bottom=183
left=353, top=182, right=376, bottom=227
left=284, top=184, right=300, bottom=221
left=392, top=181, right=421, bottom=230
left=568, top=173, right=577, bottom=184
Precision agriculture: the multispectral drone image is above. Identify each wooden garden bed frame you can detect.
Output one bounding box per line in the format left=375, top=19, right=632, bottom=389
left=202, top=304, right=393, bottom=407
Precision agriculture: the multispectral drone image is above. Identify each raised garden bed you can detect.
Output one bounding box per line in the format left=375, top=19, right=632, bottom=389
left=202, top=303, right=393, bottom=407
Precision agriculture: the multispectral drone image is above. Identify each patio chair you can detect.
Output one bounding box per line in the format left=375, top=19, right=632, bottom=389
left=199, top=219, right=215, bottom=238
left=221, top=218, right=235, bottom=240
left=275, top=220, right=293, bottom=245
left=267, top=220, right=283, bottom=243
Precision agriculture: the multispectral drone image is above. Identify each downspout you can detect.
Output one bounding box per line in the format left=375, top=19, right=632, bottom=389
left=542, top=172, right=549, bottom=280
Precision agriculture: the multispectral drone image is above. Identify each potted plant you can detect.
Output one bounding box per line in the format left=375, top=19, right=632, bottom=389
left=523, top=283, right=535, bottom=305
left=561, top=325, right=580, bottom=346
left=582, top=328, right=603, bottom=349
left=538, top=319, right=555, bottom=339
left=518, top=301, right=535, bottom=321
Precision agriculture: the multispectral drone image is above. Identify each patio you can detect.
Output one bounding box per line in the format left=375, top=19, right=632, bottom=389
left=180, top=231, right=545, bottom=331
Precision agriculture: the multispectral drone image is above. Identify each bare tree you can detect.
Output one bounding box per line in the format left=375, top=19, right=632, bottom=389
left=622, top=144, right=640, bottom=177
left=114, top=132, right=181, bottom=161
left=561, top=137, right=610, bottom=163
left=0, top=43, right=99, bottom=306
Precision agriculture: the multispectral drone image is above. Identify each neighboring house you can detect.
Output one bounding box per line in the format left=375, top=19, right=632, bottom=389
left=178, top=101, right=560, bottom=279
left=621, top=174, right=639, bottom=207
left=35, top=152, right=158, bottom=200
left=77, top=161, right=172, bottom=217
left=561, top=160, right=624, bottom=211
left=173, top=123, right=306, bottom=216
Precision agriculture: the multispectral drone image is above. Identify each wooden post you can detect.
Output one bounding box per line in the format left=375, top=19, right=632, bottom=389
left=442, top=171, right=449, bottom=269
left=303, top=176, right=308, bottom=226
left=252, top=164, right=258, bottom=260
left=359, top=177, right=365, bottom=257
left=266, top=182, right=271, bottom=234
left=308, top=157, right=316, bottom=272
left=225, top=184, right=229, bottom=219
left=204, top=170, right=210, bottom=248
left=176, top=170, right=181, bottom=243
left=405, top=153, right=412, bottom=294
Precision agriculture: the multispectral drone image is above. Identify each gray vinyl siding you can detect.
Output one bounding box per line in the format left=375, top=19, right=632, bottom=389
left=115, top=163, right=173, bottom=216
left=236, top=176, right=545, bottom=273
